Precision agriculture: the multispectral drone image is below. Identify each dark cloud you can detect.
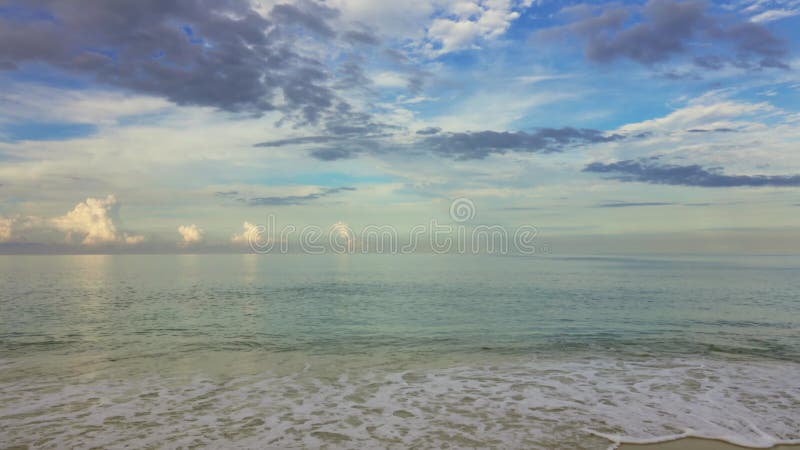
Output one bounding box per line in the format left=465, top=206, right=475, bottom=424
left=687, top=127, right=737, bottom=133
left=0, top=0, right=371, bottom=126
left=595, top=201, right=674, bottom=208
left=658, top=70, right=703, bottom=80
left=310, top=148, right=356, bottom=161
left=420, top=128, right=624, bottom=160
left=693, top=54, right=726, bottom=70
left=584, top=158, right=800, bottom=187
left=258, top=126, right=630, bottom=162
left=255, top=130, right=387, bottom=162
left=343, top=29, right=381, bottom=46
left=270, top=2, right=338, bottom=38
left=240, top=187, right=356, bottom=206
left=254, top=136, right=349, bottom=148
left=381, top=49, right=431, bottom=94
left=546, top=0, right=789, bottom=70
left=321, top=109, right=396, bottom=136
left=334, top=58, right=372, bottom=91
left=416, top=127, right=442, bottom=135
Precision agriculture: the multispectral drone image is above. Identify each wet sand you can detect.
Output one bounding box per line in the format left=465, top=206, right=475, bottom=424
left=620, top=437, right=800, bottom=450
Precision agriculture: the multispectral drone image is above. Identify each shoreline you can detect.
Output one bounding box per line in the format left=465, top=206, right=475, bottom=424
left=619, top=437, right=800, bottom=450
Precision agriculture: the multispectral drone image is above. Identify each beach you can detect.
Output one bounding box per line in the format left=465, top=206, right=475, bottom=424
left=621, top=438, right=800, bottom=450
left=1, top=254, right=799, bottom=448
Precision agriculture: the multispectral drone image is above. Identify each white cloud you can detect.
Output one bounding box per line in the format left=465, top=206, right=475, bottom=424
left=326, top=0, right=437, bottom=39
left=0, top=215, right=38, bottom=243
left=328, top=0, right=531, bottom=57
left=178, top=224, right=204, bottom=245
left=587, top=91, right=800, bottom=177
left=515, top=74, right=569, bottom=84
left=433, top=88, right=574, bottom=130
left=424, top=0, right=527, bottom=56
left=750, top=8, right=800, bottom=21
left=124, top=233, right=146, bottom=245
left=51, top=195, right=145, bottom=245
left=231, top=221, right=261, bottom=243
left=372, top=71, right=409, bottom=88
left=737, top=0, right=800, bottom=22
left=617, top=97, right=776, bottom=135
left=0, top=84, right=171, bottom=126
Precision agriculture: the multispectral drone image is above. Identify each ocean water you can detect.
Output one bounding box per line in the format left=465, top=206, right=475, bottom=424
left=0, top=254, right=799, bottom=449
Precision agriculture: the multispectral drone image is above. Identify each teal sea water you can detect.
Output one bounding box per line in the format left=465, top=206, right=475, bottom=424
left=1, top=254, right=799, bottom=449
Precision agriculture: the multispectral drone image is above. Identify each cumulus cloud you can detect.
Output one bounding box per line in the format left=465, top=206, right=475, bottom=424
left=425, top=0, right=529, bottom=56
left=178, top=224, right=204, bottom=245
left=124, top=233, right=146, bottom=245
left=51, top=195, right=145, bottom=245
left=543, top=0, right=789, bottom=70
left=0, top=215, right=38, bottom=243
left=584, top=158, right=800, bottom=187
left=231, top=221, right=262, bottom=243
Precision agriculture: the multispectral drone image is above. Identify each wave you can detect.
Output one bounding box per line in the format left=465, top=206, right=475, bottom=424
left=1, top=355, right=798, bottom=449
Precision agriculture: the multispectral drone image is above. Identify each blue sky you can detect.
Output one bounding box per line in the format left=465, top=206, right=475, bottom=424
left=1, top=0, right=800, bottom=253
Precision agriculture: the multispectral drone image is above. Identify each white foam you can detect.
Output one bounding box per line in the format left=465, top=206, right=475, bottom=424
left=1, top=356, right=799, bottom=449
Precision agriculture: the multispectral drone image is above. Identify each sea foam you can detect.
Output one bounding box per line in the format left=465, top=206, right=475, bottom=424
left=1, top=356, right=798, bottom=449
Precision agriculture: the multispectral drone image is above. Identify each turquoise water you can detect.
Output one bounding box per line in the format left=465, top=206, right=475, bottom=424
left=1, top=254, right=799, bottom=448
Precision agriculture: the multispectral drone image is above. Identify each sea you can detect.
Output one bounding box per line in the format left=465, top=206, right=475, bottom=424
left=1, top=254, right=799, bottom=449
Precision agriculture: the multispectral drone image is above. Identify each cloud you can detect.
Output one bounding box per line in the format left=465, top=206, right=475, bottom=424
left=584, top=158, right=800, bottom=187
left=254, top=135, right=353, bottom=147
left=372, top=71, right=411, bottom=88
left=310, top=148, right=357, bottom=161
left=342, top=29, right=381, bottom=46
left=750, top=8, right=799, bottom=23
left=424, top=0, right=529, bottom=56
left=741, top=0, right=800, bottom=23
left=231, top=221, right=261, bottom=243
left=269, top=126, right=629, bottom=161
left=595, top=201, right=675, bottom=208
left=217, top=186, right=358, bottom=205
left=245, top=186, right=357, bottom=206
left=617, top=98, right=774, bottom=134
left=255, top=132, right=387, bottom=161
left=419, top=128, right=625, bottom=160
left=51, top=195, right=145, bottom=245
left=270, top=2, right=339, bottom=38
left=0, top=0, right=374, bottom=126
left=0, top=83, right=171, bottom=123
left=415, top=126, right=442, bottom=135
left=686, top=127, right=738, bottom=133
left=0, top=215, right=38, bottom=242
left=178, top=224, right=204, bottom=244
left=123, top=233, right=146, bottom=245
left=544, top=0, right=789, bottom=70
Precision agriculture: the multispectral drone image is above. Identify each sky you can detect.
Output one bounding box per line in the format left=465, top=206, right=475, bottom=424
left=1, top=0, right=800, bottom=254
